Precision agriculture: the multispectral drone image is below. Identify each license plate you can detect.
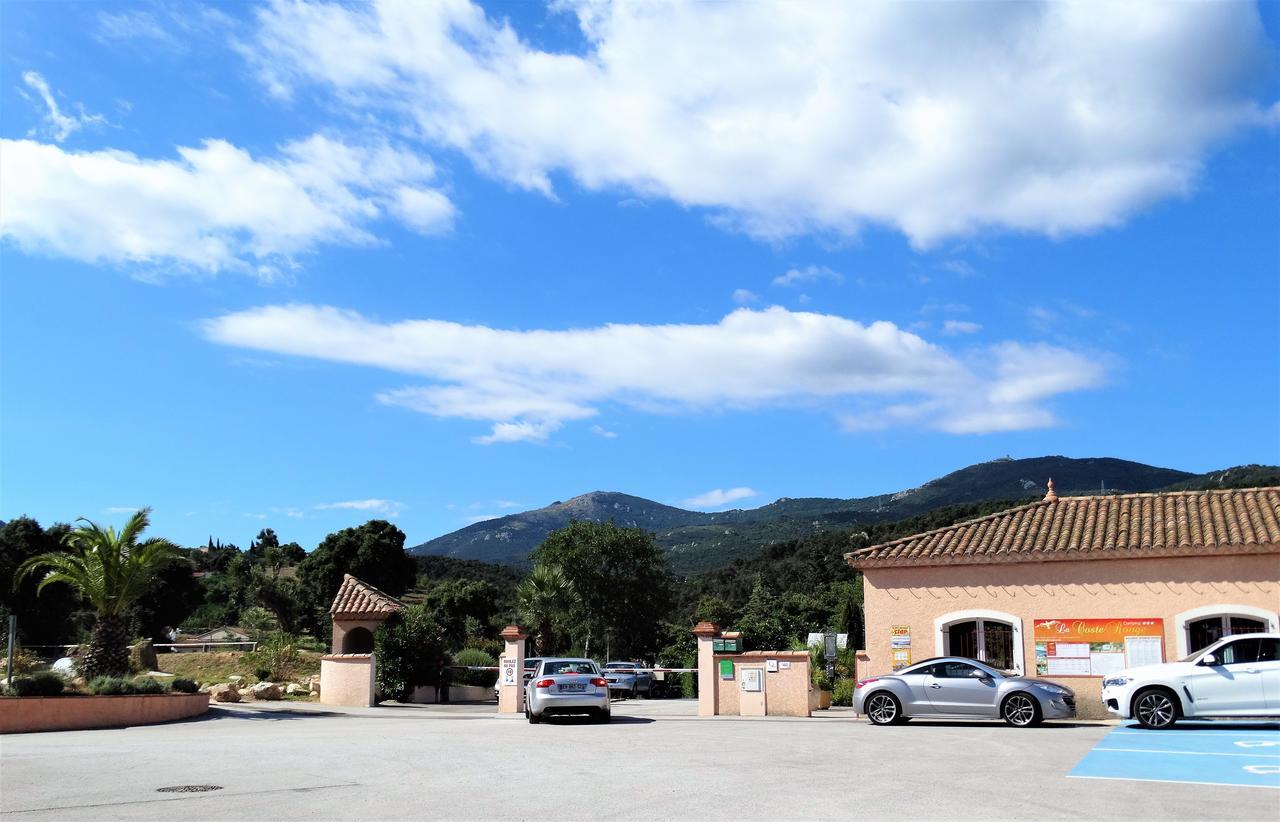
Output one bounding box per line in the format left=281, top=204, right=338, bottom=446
left=559, top=683, right=585, bottom=692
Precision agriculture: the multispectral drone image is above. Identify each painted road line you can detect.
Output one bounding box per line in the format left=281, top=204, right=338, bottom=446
left=1092, top=747, right=1280, bottom=758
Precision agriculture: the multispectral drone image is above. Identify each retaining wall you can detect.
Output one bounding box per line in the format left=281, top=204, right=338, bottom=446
left=0, top=693, right=210, bottom=734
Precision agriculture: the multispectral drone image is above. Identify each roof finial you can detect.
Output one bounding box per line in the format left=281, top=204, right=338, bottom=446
left=1044, top=478, right=1058, bottom=502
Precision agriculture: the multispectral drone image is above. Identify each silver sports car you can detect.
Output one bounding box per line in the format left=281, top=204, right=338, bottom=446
left=854, top=657, right=1075, bottom=727
left=525, top=658, right=612, bottom=724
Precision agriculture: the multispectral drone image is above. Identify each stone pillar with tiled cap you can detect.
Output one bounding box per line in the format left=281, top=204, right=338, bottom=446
left=497, top=625, right=527, bottom=714
left=693, top=621, right=719, bottom=717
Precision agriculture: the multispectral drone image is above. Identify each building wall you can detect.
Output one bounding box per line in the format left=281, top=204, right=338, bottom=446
left=319, top=654, right=377, bottom=707
left=331, top=619, right=384, bottom=655
left=713, top=652, right=811, bottom=717
left=860, top=552, right=1279, bottom=718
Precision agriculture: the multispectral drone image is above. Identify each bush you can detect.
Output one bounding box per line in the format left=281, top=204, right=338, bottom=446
left=832, top=678, right=854, bottom=707
left=452, top=648, right=497, bottom=687
left=375, top=605, right=450, bottom=701
left=245, top=632, right=301, bottom=682
left=1, top=648, right=43, bottom=677
left=5, top=671, right=65, bottom=697
left=133, top=677, right=166, bottom=694
left=89, top=676, right=137, bottom=695
left=169, top=678, right=200, bottom=694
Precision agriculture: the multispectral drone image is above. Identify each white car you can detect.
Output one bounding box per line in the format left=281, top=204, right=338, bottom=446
left=1101, top=632, right=1280, bottom=728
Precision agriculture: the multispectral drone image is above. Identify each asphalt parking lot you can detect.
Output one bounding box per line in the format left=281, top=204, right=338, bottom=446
left=2, top=701, right=1277, bottom=821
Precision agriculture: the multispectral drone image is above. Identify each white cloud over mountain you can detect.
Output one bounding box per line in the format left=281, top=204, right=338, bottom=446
left=249, top=0, right=1274, bottom=245
left=683, top=487, right=760, bottom=510
left=0, top=135, right=454, bottom=277
left=202, top=304, right=1107, bottom=443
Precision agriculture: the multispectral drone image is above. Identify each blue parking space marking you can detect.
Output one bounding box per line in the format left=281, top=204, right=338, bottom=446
left=1070, top=724, right=1280, bottom=789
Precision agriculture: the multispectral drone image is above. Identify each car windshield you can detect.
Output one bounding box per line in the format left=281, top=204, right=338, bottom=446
left=524, top=659, right=541, bottom=669
left=543, top=661, right=597, bottom=676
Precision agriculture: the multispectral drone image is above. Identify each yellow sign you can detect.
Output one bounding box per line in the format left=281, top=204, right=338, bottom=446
left=891, top=648, right=911, bottom=671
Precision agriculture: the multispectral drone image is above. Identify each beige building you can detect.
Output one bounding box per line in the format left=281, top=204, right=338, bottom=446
left=846, top=485, right=1280, bottom=717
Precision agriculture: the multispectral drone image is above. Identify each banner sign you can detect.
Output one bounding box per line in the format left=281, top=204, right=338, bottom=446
left=891, top=625, right=912, bottom=670
left=1034, top=619, right=1164, bottom=677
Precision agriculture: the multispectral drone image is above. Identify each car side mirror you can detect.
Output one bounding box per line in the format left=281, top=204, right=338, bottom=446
left=1199, top=653, right=1218, bottom=667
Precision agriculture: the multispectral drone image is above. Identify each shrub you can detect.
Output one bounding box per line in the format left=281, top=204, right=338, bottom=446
left=133, top=677, right=166, bottom=694
left=89, top=676, right=137, bottom=695
left=375, top=605, right=450, bottom=701
left=452, top=648, right=497, bottom=687
left=832, top=678, right=854, bottom=707
left=169, top=678, right=200, bottom=694
left=1, top=648, right=43, bottom=677
left=245, top=632, right=301, bottom=682
left=6, top=671, right=68, bottom=697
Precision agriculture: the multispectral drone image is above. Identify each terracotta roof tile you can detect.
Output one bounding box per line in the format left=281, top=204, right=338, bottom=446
left=329, top=574, right=405, bottom=618
left=846, top=487, right=1280, bottom=569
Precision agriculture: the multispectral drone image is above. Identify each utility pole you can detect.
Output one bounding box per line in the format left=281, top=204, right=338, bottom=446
left=5, top=615, right=15, bottom=686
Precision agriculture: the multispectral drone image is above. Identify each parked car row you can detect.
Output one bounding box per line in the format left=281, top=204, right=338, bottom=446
left=853, top=633, right=1280, bottom=729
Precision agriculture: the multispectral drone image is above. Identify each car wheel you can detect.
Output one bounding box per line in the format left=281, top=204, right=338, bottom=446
left=865, top=691, right=903, bottom=725
left=595, top=708, right=611, bottom=724
left=1002, top=692, right=1042, bottom=727
left=527, top=707, right=541, bottom=724
left=1133, top=688, right=1179, bottom=729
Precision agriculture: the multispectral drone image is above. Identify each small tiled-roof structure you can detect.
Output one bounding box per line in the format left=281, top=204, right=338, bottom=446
left=329, top=574, right=406, bottom=619
left=846, top=487, right=1280, bottom=569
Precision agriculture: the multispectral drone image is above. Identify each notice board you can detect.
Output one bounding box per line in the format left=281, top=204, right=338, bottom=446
left=1034, top=619, right=1164, bottom=677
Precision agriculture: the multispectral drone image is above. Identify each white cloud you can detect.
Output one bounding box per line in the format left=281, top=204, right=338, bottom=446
left=244, top=513, right=268, bottom=520
left=589, top=424, right=618, bottom=439
left=731, top=288, right=760, bottom=305
left=249, top=1, right=1276, bottom=245
left=465, top=514, right=500, bottom=524
left=103, top=506, right=139, bottom=514
left=315, top=498, right=403, bottom=514
left=202, top=304, right=1107, bottom=441
left=773, top=266, right=843, bottom=288
left=20, top=72, right=105, bottom=142
left=0, top=135, right=454, bottom=277
left=941, top=320, right=982, bottom=335
left=682, top=487, right=760, bottom=509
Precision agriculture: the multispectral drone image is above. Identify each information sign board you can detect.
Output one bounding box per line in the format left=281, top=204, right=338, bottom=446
left=719, top=659, right=734, bottom=680
left=500, top=657, right=518, bottom=686
left=741, top=668, right=763, bottom=692
left=1034, top=619, right=1164, bottom=677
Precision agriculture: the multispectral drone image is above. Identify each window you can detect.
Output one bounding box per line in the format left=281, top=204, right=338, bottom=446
left=932, top=661, right=983, bottom=678
left=1216, top=638, right=1261, bottom=666
left=1259, top=639, right=1280, bottom=662
left=1188, top=615, right=1265, bottom=654
left=341, top=626, right=374, bottom=654
left=947, top=619, right=1015, bottom=670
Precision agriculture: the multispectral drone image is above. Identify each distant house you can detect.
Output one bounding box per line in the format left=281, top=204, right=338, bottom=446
left=173, top=626, right=255, bottom=652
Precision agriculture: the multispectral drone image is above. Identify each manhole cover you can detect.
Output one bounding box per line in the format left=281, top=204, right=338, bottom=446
left=156, top=785, right=223, bottom=793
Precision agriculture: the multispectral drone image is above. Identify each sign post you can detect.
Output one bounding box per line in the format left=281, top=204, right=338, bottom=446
left=5, top=615, right=14, bottom=688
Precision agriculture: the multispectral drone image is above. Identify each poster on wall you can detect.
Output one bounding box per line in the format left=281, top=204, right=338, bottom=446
left=890, top=625, right=912, bottom=670
left=1033, top=619, right=1164, bottom=676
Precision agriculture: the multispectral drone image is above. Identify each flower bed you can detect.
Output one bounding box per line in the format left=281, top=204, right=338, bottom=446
left=0, top=693, right=210, bottom=734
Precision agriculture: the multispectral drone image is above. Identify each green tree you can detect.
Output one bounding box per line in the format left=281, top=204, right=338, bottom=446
left=18, top=509, right=178, bottom=679
left=424, top=578, right=502, bottom=649
left=374, top=604, right=450, bottom=701
left=516, top=565, right=576, bottom=656
left=735, top=577, right=788, bottom=651
left=691, top=594, right=735, bottom=627
left=130, top=554, right=203, bottom=642
left=531, top=520, right=673, bottom=659
left=0, top=517, right=82, bottom=644
left=296, top=520, right=416, bottom=635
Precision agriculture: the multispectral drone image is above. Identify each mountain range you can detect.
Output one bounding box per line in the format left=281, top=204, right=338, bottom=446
left=410, top=456, right=1277, bottom=573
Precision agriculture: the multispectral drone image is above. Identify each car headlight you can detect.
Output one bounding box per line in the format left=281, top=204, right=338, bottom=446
left=1034, top=682, right=1070, bottom=696
left=1101, top=676, right=1132, bottom=689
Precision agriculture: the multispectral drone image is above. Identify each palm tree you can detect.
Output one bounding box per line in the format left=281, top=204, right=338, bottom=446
left=516, top=565, right=575, bottom=656
left=18, top=508, right=178, bottom=680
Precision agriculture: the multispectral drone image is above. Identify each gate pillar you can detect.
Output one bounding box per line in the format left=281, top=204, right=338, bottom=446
left=693, top=621, right=720, bottom=717
left=497, top=625, right=527, bottom=714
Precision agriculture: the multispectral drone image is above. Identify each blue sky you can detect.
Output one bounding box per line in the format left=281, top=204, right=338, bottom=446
left=2, top=1, right=1278, bottom=551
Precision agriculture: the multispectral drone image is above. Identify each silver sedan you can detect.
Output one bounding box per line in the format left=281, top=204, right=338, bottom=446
left=525, top=658, right=611, bottom=724
left=854, top=657, right=1075, bottom=727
